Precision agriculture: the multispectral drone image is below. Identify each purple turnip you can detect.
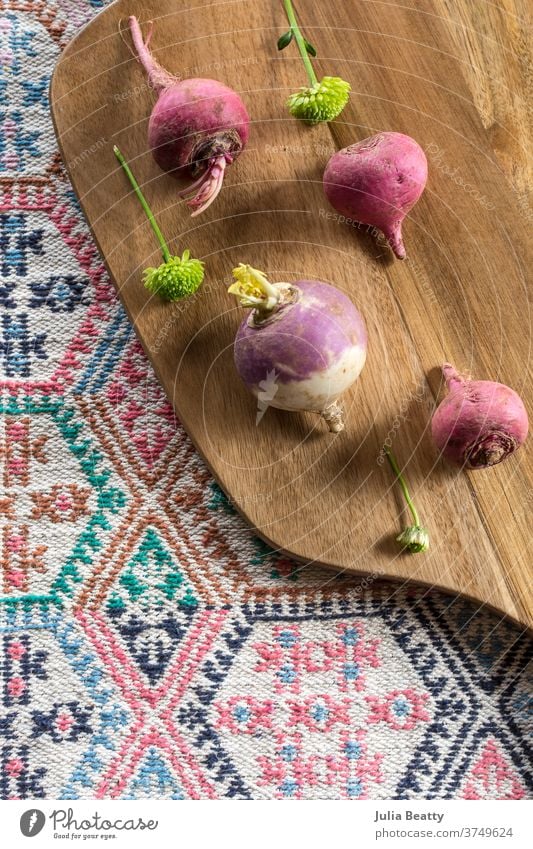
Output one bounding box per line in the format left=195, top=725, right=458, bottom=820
left=228, top=265, right=367, bottom=432
left=323, top=132, right=428, bottom=258
left=432, top=364, right=529, bottom=469
left=129, top=16, right=250, bottom=216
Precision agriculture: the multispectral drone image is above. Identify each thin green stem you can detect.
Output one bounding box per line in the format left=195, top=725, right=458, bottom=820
left=384, top=446, right=420, bottom=527
left=283, top=0, right=318, bottom=87
left=113, top=146, right=171, bottom=262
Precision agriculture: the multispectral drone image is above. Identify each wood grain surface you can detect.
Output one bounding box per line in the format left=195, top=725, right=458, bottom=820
left=50, top=0, right=532, bottom=628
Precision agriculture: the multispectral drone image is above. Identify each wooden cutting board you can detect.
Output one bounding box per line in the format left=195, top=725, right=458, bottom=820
left=50, top=0, right=532, bottom=629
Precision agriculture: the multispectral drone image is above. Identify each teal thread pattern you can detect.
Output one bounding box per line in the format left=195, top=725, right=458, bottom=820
left=0, top=394, right=127, bottom=607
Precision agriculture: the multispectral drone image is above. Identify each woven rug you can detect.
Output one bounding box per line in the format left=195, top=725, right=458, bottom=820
left=0, top=0, right=531, bottom=800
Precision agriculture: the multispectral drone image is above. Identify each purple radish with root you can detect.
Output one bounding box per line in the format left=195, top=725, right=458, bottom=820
left=432, top=364, right=529, bottom=468
left=129, top=16, right=250, bottom=216
left=323, top=132, right=428, bottom=259
left=228, top=265, right=367, bottom=432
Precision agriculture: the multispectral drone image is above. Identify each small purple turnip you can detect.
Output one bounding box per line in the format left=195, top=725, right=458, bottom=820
left=323, top=132, right=428, bottom=259
left=129, top=16, right=250, bottom=216
left=432, top=364, right=529, bottom=468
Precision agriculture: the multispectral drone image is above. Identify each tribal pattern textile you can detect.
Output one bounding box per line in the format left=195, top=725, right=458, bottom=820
left=0, top=0, right=531, bottom=800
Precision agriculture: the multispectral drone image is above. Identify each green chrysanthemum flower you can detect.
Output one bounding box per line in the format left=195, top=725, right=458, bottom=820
left=143, top=250, right=204, bottom=301
left=113, top=146, right=205, bottom=303
left=396, top=525, right=430, bottom=554
left=384, top=446, right=429, bottom=554
left=287, top=76, right=351, bottom=124
left=279, top=2, right=351, bottom=125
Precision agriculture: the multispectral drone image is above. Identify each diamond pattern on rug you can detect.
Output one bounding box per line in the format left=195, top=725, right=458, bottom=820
left=106, top=341, right=178, bottom=470
left=0, top=183, right=119, bottom=394
left=104, top=526, right=200, bottom=686
left=211, top=614, right=427, bottom=799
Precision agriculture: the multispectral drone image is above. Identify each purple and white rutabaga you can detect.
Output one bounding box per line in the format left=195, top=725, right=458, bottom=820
left=229, top=266, right=367, bottom=432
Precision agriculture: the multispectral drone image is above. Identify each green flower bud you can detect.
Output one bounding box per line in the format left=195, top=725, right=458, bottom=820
left=143, top=250, right=204, bottom=301
left=396, top=525, right=430, bottom=554
left=287, top=76, right=351, bottom=124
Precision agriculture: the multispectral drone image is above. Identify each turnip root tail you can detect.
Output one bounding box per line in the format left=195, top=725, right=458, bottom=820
left=442, top=362, right=467, bottom=390
left=129, top=16, right=178, bottom=91
left=176, top=154, right=228, bottom=216
left=384, top=220, right=406, bottom=260
left=321, top=402, right=345, bottom=433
